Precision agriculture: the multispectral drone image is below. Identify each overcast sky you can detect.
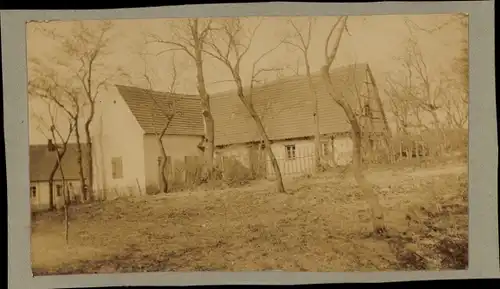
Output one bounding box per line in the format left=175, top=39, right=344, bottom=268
left=27, top=14, right=467, bottom=145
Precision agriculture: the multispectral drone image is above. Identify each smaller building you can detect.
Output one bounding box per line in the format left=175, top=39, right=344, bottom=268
left=29, top=142, right=89, bottom=211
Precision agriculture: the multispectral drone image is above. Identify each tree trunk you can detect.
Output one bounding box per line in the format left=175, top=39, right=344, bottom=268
left=196, top=60, right=215, bottom=179
left=244, top=102, right=285, bottom=193
left=55, top=151, right=70, bottom=244
left=74, top=119, right=87, bottom=201
left=304, top=55, right=322, bottom=171
left=193, top=19, right=215, bottom=180
left=228, top=71, right=285, bottom=192
left=430, top=110, right=447, bottom=154
left=158, top=137, right=169, bottom=193
left=47, top=163, right=58, bottom=211
left=321, top=66, right=386, bottom=234
left=64, top=205, right=69, bottom=243
left=84, top=121, right=94, bottom=200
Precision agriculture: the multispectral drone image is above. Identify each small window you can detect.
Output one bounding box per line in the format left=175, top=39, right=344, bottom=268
left=285, top=145, right=296, bottom=160
left=322, top=143, right=330, bottom=156
left=111, top=157, right=123, bottom=179
left=362, top=104, right=372, bottom=117
left=56, top=184, right=62, bottom=197
left=30, top=186, right=37, bottom=198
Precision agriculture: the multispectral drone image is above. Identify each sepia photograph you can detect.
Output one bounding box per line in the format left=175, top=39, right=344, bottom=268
left=26, top=13, right=469, bottom=275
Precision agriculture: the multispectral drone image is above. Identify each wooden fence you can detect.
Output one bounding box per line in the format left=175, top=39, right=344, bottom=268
left=152, top=129, right=469, bottom=190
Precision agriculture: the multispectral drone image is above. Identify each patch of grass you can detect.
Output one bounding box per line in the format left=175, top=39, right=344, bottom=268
left=31, top=162, right=468, bottom=274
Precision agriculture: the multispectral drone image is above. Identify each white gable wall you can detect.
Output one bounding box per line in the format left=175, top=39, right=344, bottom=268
left=92, top=86, right=147, bottom=199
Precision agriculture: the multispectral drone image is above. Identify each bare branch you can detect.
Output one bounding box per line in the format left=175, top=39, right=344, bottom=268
left=168, top=53, right=178, bottom=94
left=325, top=16, right=348, bottom=68
left=404, top=15, right=463, bottom=34
left=146, top=33, right=196, bottom=59
left=203, top=17, right=286, bottom=192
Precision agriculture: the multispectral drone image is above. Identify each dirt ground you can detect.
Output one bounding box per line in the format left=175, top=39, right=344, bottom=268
left=31, top=162, right=468, bottom=275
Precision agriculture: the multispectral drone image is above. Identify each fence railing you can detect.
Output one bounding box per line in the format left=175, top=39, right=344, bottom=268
left=218, top=146, right=335, bottom=180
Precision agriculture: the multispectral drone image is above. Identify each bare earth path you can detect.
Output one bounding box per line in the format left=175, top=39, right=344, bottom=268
left=31, top=162, right=468, bottom=274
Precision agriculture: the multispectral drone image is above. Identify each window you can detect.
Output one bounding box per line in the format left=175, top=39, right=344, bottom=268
left=362, top=104, right=372, bottom=117
left=30, top=186, right=36, bottom=198
left=111, top=157, right=123, bottom=179
left=322, top=142, right=330, bottom=156
left=56, top=184, right=62, bottom=197
left=285, top=145, right=296, bottom=160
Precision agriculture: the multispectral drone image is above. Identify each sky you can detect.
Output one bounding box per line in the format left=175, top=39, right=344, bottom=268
left=26, top=14, right=467, bottom=145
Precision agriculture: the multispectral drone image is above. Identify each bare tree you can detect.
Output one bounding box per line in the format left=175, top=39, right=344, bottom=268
left=146, top=18, right=216, bottom=180
left=30, top=100, right=75, bottom=211
left=139, top=52, right=179, bottom=193
left=28, top=61, right=86, bottom=204
left=442, top=79, right=468, bottom=129
left=385, top=20, right=452, bottom=156
left=405, top=22, right=445, bottom=133
left=31, top=20, right=125, bottom=201
left=453, top=15, right=469, bottom=98
left=31, top=98, right=75, bottom=243
left=283, top=17, right=323, bottom=171
left=204, top=18, right=286, bottom=193
left=451, top=15, right=469, bottom=114
left=251, top=77, right=292, bottom=177
left=406, top=13, right=468, bottom=99
left=49, top=123, right=75, bottom=244
left=319, top=16, right=386, bottom=234
left=403, top=14, right=469, bottom=123
left=385, top=72, right=430, bottom=135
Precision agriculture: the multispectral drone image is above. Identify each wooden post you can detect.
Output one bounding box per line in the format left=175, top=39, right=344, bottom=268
left=135, top=178, right=142, bottom=196
left=415, top=141, right=419, bottom=161
left=399, top=140, right=403, bottom=160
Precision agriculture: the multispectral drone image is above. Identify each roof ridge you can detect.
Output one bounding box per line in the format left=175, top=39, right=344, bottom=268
left=209, top=62, right=370, bottom=100
left=115, top=84, right=200, bottom=100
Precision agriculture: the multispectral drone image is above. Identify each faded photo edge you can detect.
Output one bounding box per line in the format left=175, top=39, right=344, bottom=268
left=2, top=1, right=498, bottom=289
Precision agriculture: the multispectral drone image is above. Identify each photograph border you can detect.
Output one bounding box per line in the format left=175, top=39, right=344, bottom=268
left=2, top=1, right=497, bottom=288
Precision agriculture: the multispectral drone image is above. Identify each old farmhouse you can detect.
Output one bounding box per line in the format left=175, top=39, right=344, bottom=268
left=29, top=142, right=89, bottom=211
left=30, top=63, right=390, bottom=209
left=210, top=63, right=391, bottom=177
left=91, top=85, right=205, bottom=198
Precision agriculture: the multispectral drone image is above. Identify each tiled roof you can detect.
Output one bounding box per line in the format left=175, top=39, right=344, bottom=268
left=210, top=63, right=387, bottom=146
left=29, top=143, right=90, bottom=182
left=115, top=85, right=204, bottom=136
